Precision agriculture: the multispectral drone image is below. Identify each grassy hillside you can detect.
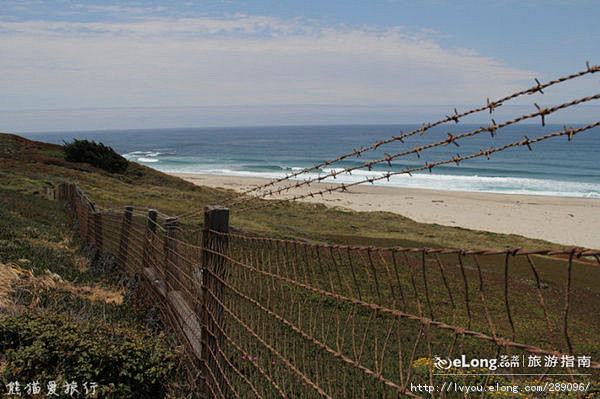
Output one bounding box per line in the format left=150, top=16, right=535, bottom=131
left=0, top=133, right=564, bottom=250
left=0, top=186, right=187, bottom=398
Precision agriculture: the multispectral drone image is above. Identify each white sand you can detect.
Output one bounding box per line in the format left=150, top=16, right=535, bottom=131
left=169, top=172, right=600, bottom=249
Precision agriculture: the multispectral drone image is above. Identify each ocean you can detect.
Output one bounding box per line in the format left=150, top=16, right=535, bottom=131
left=21, top=124, right=600, bottom=198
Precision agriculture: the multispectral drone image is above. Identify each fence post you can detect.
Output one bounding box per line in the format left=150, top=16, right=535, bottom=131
left=94, top=211, right=103, bottom=253
left=200, top=205, right=229, bottom=397
left=86, top=202, right=96, bottom=245
left=76, top=188, right=87, bottom=238
left=118, top=206, right=134, bottom=270
left=164, top=217, right=179, bottom=291
left=56, top=182, right=67, bottom=201
left=68, top=183, right=75, bottom=206
left=45, top=184, right=55, bottom=200
left=141, top=210, right=158, bottom=271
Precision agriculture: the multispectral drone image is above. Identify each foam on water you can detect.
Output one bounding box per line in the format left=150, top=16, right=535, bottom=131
left=152, top=165, right=600, bottom=198
left=122, top=151, right=161, bottom=163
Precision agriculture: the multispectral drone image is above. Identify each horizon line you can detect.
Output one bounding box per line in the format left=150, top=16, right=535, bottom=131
left=14, top=120, right=598, bottom=135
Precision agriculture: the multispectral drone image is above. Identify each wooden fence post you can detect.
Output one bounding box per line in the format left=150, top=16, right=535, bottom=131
left=118, top=206, right=134, bottom=270
left=141, top=210, right=158, bottom=271
left=200, top=205, right=229, bottom=397
left=56, top=182, right=67, bottom=201
left=164, top=217, right=179, bottom=291
left=86, top=202, right=96, bottom=245
left=68, top=183, right=75, bottom=205
left=75, top=188, right=87, bottom=238
left=45, top=184, right=55, bottom=200
left=94, top=211, right=103, bottom=253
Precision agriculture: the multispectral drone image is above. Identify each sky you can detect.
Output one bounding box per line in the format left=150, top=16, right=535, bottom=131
left=1, top=0, right=599, bottom=132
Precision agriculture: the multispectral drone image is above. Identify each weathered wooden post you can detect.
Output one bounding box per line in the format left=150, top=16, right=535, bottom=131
left=164, top=217, right=179, bottom=291
left=200, top=205, right=229, bottom=397
left=118, top=206, right=134, bottom=270
left=44, top=184, right=55, bottom=201
left=141, top=210, right=158, bottom=271
left=56, top=182, right=67, bottom=200
left=86, top=202, right=96, bottom=245
left=68, top=183, right=75, bottom=205
left=76, top=188, right=88, bottom=238
left=94, top=211, right=103, bottom=253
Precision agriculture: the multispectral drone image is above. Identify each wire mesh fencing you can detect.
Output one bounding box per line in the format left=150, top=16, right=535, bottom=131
left=56, top=182, right=600, bottom=398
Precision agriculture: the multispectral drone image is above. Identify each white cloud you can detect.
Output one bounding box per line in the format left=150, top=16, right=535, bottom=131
left=0, top=15, right=541, bottom=113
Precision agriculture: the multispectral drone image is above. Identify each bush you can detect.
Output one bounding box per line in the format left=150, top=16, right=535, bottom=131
left=63, top=140, right=128, bottom=174
left=0, top=313, right=179, bottom=398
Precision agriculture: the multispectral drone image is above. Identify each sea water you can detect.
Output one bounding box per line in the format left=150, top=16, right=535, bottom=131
left=21, top=124, right=600, bottom=198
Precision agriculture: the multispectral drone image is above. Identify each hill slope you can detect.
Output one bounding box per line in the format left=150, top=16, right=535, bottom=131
left=0, top=133, right=562, bottom=249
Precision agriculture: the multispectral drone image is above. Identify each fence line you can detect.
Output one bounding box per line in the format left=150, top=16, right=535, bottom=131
left=56, top=182, right=600, bottom=398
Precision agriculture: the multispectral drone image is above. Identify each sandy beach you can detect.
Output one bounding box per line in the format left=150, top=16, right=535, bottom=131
left=169, top=172, right=600, bottom=249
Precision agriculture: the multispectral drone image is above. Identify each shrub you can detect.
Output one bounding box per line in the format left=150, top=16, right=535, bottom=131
left=0, top=313, right=179, bottom=398
left=63, top=139, right=128, bottom=174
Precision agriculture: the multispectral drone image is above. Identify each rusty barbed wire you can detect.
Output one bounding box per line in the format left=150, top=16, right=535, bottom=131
left=202, top=63, right=600, bottom=211
left=205, top=229, right=600, bottom=258
left=177, top=91, right=600, bottom=218
left=235, top=94, right=599, bottom=202
left=235, top=119, right=600, bottom=212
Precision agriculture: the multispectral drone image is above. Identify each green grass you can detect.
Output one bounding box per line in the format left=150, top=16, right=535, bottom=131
left=0, top=180, right=188, bottom=398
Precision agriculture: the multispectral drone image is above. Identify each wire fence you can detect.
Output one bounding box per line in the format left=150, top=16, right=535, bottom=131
left=57, top=182, right=600, bottom=398
left=53, top=65, right=600, bottom=397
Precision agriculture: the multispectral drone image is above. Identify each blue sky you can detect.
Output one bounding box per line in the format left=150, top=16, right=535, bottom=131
left=1, top=0, right=599, bottom=131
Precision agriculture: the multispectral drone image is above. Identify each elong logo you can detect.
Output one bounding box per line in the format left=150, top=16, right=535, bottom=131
left=434, top=355, right=499, bottom=371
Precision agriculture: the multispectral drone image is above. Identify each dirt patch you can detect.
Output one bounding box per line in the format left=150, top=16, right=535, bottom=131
left=73, top=255, right=89, bottom=272
left=68, top=283, right=124, bottom=304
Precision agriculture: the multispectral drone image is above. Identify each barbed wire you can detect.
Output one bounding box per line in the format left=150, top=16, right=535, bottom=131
left=231, top=112, right=599, bottom=212
left=226, top=94, right=599, bottom=210
left=206, top=229, right=600, bottom=258
left=210, top=62, right=599, bottom=210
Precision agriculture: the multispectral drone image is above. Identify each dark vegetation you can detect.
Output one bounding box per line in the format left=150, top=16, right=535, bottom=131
left=1, top=313, right=177, bottom=397
left=63, top=139, right=129, bottom=174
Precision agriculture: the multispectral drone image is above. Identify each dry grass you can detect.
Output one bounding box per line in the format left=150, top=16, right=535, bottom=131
left=0, top=262, right=20, bottom=308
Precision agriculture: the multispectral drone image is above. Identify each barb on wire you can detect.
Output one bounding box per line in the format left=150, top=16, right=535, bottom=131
left=232, top=93, right=600, bottom=212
